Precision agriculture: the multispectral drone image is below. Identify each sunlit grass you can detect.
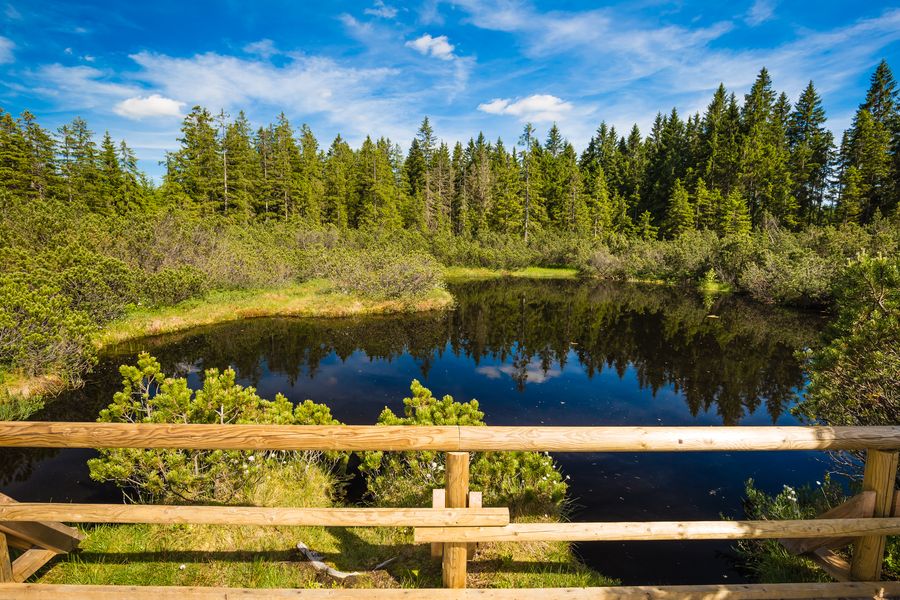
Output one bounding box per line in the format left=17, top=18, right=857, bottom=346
left=37, top=461, right=615, bottom=589
left=97, top=280, right=454, bottom=347
left=445, top=266, right=579, bottom=281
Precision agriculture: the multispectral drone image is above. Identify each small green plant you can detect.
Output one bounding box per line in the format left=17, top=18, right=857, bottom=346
left=88, top=353, right=343, bottom=504
left=736, top=477, right=846, bottom=583
left=360, top=380, right=567, bottom=517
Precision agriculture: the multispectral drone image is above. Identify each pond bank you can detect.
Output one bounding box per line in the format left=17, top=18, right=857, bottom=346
left=0, top=280, right=454, bottom=407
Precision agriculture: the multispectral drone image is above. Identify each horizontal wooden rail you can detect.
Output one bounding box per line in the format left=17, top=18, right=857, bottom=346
left=2, top=582, right=899, bottom=599
left=0, top=504, right=509, bottom=527
left=414, top=518, right=900, bottom=543
left=2, top=422, right=900, bottom=452
left=414, top=517, right=900, bottom=543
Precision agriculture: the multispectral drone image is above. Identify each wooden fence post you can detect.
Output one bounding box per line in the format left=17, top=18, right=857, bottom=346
left=442, top=452, right=469, bottom=589
left=850, top=449, right=898, bottom=581
left=0, top=532, right=12, bottom=582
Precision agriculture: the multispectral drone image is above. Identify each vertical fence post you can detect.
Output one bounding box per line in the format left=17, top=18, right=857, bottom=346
left=850, top=449, right=899, bottom=581
left=442, top=451, right=469, bottom=588
left=0, top=532, right=12, bottom=582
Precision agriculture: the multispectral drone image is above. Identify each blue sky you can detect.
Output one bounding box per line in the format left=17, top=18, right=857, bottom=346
left=2, top=0, right=899, bottom=180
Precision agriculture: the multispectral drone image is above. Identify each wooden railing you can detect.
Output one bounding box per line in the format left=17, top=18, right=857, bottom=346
left=0, top=422, right=898, bottom=599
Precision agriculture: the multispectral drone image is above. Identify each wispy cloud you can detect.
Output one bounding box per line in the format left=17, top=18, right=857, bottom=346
left=406, top=33, right=456, bottom=60
left=0, top=36, right=14, bottom=64
left=452, top=1, right=900, bottom=136
left=478, top=94, right=572, bottom=122
left=114, top=94, right=184, bottom=119
left=745, top=0, right=777, bottom=27
left=243, top=39, right=278, bottom=59
left=4, top=4, right=21, bottom=20
left=364, top=0, right=397, bottom=19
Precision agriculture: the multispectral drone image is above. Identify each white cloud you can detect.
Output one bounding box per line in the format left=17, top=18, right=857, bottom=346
left=243, top=39, right=278, bottom=58
left=0, top=36, right=14, bottom=64
left=745, top=0, right=776, bottom=27
left=113, top=94, right=185, bottom=119
left=122, top=51, right=412, bottom=141
left=478, top=94, right=573, bottom=122
left=4, top=4, right=21, bottom=20
left=406, top=33, right=456, bottom=60
left=475, top=360, right=563, bottom=384
left=364, top=0, right=397, bottom=19
left=28, top=64, right=138, bottom=107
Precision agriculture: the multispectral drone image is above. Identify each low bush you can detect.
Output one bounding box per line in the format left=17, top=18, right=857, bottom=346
left=315, top=248, right=445, bottom=300
left=360, top=380, right=567, bottom=517
left=88, top=353, right=344, bottom=504
left=0, top=274, right=97, bottom=382
left=795, top=252, right=900, bottom=428
left=140, top=266, right=209, bottom=308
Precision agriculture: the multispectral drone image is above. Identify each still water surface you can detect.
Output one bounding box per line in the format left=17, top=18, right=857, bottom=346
left=0, top=279, right=829, bottom=584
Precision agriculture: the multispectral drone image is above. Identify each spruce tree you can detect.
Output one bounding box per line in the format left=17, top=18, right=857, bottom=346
left=788, top=81, right=834, bottom=225
left=19, top=111, right=59, bottom=201
left=840, top=60, right=898, bottom=220
left=664, top=178, right=694, bottom=237
left=323, top=134, right=354, bottom=228
left=720, top=188, right=752, bottom=236
left=297, top=124, right=323, bottom=224
left=98, top=131, right=122, bottom=212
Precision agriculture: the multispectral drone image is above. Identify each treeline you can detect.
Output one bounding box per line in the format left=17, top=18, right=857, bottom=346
left=2, top=62, right=899, bottom=238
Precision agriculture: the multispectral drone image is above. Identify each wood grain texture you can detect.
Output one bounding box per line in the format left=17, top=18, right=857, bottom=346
left=850, top=449, right=899, bottom=581
left=0, top=533, right=11, bottom=583
left=0, top=423, right=460, bottom=451
left=431, top=489, right=446, bottom=559
left=414, top=517, right=900, bottom=543
left=0, top=504, right=507, bottom=528
left=455, top=426, right=900, bottom=452
left=466, top=491, right=482, bottom=560
left=10, top=549, right=57, bottom=583
left=443, top=452, right=469, bottom=589
left=781, top=491, right=876, bottom=555
left=1, top=422, right=900, bottom=452
left=809, top=548, right=850, bottom=582
left=1, top=582, right=900, bottom=599
left=0, top=492, right=82, bottom=554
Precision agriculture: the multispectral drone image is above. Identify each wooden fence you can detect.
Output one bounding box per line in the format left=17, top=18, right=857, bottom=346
left=0, top=422, right=898, bottom=599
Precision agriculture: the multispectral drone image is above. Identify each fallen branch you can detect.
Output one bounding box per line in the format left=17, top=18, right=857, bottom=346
left=295, top=542, right=361, bottom=580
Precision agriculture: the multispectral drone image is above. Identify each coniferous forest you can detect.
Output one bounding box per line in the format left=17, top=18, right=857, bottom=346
left=3, top=63, right=899, bottom=235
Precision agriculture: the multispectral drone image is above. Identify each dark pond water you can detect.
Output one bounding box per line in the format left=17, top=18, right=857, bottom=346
left=0, top=279, right=831, bottom=585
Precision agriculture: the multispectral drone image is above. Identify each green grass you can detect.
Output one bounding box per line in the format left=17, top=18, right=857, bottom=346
left=444, top=266, right=579, bottom=281
left=97, top=280, right=454, bottom=347
left=36, top=461, right=615, bottom=589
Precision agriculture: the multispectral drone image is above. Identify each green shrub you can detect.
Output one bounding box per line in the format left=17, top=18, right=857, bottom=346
left=0, top=273, right=97, bottom=381
left=315, top=249, right=444, bottom=300
left=1, top=245, right=139, bottom=323
left=360, top=380, right=567, bottom=517
left=88, top=353, right=343, bottom=504
left=795, top=252, right=900, bottom=427
left=140, top=266, right=209, bottom=308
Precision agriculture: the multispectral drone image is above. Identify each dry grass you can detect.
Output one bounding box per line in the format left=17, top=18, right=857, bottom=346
left=444, top=267, right=579, bottom=281
left=97, top=280, right=454, bottom=347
